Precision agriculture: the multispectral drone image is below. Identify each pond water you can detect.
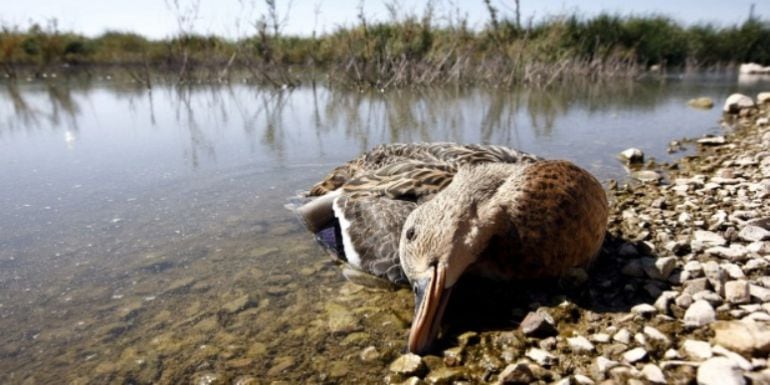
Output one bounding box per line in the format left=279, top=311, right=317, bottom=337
left=0, top=75, right=767, bottom=384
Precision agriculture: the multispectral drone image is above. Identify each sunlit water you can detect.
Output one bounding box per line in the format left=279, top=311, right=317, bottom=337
left=0, top=75, right=768, bottom=383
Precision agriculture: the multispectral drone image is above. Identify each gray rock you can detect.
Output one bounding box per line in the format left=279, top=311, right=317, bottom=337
left=723, top=93, right=756, bottom=113
left=693, top=290, right=724, bottom=306
left=567, top=335, right=595, bottom=353
left=520, top=310, right=557, bottom=338
left=389, top=353, right=425, bottom=376
left=721, top=263, right=745, bottom=280
left=619, top=148, right=645, bottom=164
left=676, top=292, right=694, bottom=308
left=683, top=339, right=713, bottom=360
left=725, top=280, right=750, bottom=304
left=653, top=257, right=678, bottom=279
left=739, top=225, right=770, bottom=242
left=623, top=347, right=648, bottom=363
left=684, top=300, right=716, bottom=327
left=525, top=348, right=557, bottom=366
left=706, top=245, right=749, bottom=262
left=703, top=261, right=727, bottom=295
left=642, top=364, right=667, bottom=384
left=696, top=357, right=746, bottom=385
left=684, top=278, right=711, bottom=296
left=631, top=170, right=662, bottom=183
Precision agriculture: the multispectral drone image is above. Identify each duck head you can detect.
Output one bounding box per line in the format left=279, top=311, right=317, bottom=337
left=398, top=165, right=511, bottom=354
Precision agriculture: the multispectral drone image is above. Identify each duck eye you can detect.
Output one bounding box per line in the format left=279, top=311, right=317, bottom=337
left=405, top=227, right=416, bottom=241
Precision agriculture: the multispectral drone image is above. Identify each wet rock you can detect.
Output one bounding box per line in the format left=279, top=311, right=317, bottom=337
left=696, top=357, right=745, bottom=385
left=267, top=356, right=295, bottom=376
left=724, top=280, right=750, bottom=304
left=325, top=303, right=361, bottom=334
left=684, top=278, right=711, bottom=296
left=739, top=225, right=770, bottom=242
left=389, top=354, right=426, bottom=377
left=712, top=319, right=770, bottom=356
left=567, top=335, right=595, bottom=353
left=684, top=300, right=716, bottom=327
left=619, top=148, right=645, bottom=164
left=328, top=360, right=350, bottom=378
left=623, top=347, right=647, bottom=363
left=192, top=372, right=222, bottom=385
left=689, top=97, right=715, bottom=109
left=497, top=363, right=534, bottom=385
left=526, top=348, right=557, bottom=366
left=631, top=170, right=662, bottom=183
left=360, top=346, right=380, bottom=362
left=724, top=93, right=755, bottom=113
left=642, top=364, right=666, bottom=384
left=443, top=347, right=463, bottom=366
left=425, top=367, right=465, bottom=385
left=520, top=310, right=557, bottom=338
left=221, top=294, right=256, bottom=314
left=683, top=339, right=713, bottom=360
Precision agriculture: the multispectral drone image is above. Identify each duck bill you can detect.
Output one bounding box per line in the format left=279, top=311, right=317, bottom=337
left=408, top=263, right=452, bottom=354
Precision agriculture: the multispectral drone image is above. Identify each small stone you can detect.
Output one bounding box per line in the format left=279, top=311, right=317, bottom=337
left=694, top=230, right=727, bottom=246
left=526, top=348, right=558, bottom=366
left=591, top=333, right=611, bottom=343
left=724, top=280, right=750, bottom=304
left=267, top=356, right=295, bottom=376
left=654, top=291, right=678, bottom=313
left=693, top=290, right=723, bottom=306
left=683, top=339, right=713, bottom=360
left=631, top=170, right=662, bottom=183
left=221, top=294, right=255, bottom=314
left=425, top=367, right=465, bottom=384
left=497, top=363, right=534, bottom=385
left=750, top=284, right=770, bottom=302
left=389, top=353, right=425, bottom=376
left=573, top=374, right=595, bottom=385
left=642, top=364, right=666, bottom=384
left=703, top=261, right=726, bottom=295
left=613, top=329, right=632, bottom=345
left=567, top=335, right=595, bottom=353
left=664, top=349, right=681, bottom=359
left=619, top=148, right=644, bottom=164
left=697, top=135, right=727, bottom=145
left=684, top=300, right=716, bottom=327
left=688, top=97, right=714, bottom=109
left=631, top=303, right=657, bottom=316
left=623, top=347, right=647, bottom=363
left=520, top=310, right=557, bottom=338
left=443, top=347, right=463, bottom=366
left=595, top=356, right=619, bottom=375
left=360, top=346, right=380, bottom=362
left=706, top=245, right=749, bottom=262
left=712, top=319, right=770, bottom=355
left=739, top=225, right=770, bottom=242
left=696, top=357, right=746, bottom=385
left=643, top=326, right=671, bottom=347
left=722, top=263, right=745, bottom=280
left=712, top=345, right=753, bottom=371
left=653, top=257, right=677, bottom=279
left=723, top=93, right=756, bottom=113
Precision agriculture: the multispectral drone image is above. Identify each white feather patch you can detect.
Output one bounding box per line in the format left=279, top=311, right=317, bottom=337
left=332, top=196, right=362, bottom=268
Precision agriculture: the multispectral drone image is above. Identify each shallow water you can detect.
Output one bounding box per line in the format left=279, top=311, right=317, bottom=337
left=0, top=75, right=767, bottom=384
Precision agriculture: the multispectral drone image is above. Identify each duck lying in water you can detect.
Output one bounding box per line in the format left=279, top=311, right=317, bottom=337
left=295, top=143, right=608, bottom=354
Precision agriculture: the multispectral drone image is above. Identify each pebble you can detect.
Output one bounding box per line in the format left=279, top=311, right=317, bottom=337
left=642, top=364, right=667, bottom=384
left=389, top=354, right=425, bottom=376
left=612, top=329, right=632, bottom=345
left=496, top=363, right=534, bottom=385
left=683, top=339, right=713, bottom=360
left=694, top=230, right=727, bottom=246
left=750, top=284, right=770, bottom=302
left=643, top=326, right=671, bottom=347
left=360, top=346, right=380, bottom=362
left=526, top=348, right=557, bottom=366
left=520, top=310, right=557, bottom=338
left=739, top=225, right=770, bottom=242
left=425, top=367, right=465, bottom=384
left=567, top=336, right=595, bottom=353
left=696, top=357, right=746, bottom=385
left=684, top=300, right=717, bottom=327
left=622, top=347, right=648, bottom=363
left=630, top=303, right=657, bottom=316
left=724, top=280, right=751, bottom=304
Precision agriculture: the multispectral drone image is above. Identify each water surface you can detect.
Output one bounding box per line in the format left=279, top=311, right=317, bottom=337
left=0, top=75, right=767, bottom=383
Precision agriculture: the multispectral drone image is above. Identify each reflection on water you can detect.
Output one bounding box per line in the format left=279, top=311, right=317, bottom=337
left=0, top=76, right=767, bottom=383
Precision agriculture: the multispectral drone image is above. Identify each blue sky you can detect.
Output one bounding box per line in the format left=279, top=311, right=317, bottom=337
left=1, top=0, right=766, bottom=39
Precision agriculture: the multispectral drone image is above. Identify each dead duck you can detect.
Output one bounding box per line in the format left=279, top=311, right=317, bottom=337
left=295, top=143, right=607, bottom=354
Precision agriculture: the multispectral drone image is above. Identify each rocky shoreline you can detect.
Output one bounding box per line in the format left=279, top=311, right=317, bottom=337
left=381, top=94, right=770, bottom=385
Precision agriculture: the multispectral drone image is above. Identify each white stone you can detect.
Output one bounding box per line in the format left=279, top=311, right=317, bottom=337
left=590, top=333, right=611, bottom=343
left=643, top=326, right=671, bottom=347
left=683, top=339, right=713, bottom=360
left=567, top=336, right=595, bottom=353
left=619, top=148, right=644, bottom=163
left=623, top=347, right=648, bottom=363
left=698, top=135, right=728, bottom=145
left=723, top=93, right=756, bottom=113
left=684, top=300, right=716, bottom=327
left=739, top=225, right=770, bottom=242
left=750, top=285, right=770, bottom=302
left=693, top=290, right=724, bottom=306
left=613, top=329, right=632, bottom=344
left=721, top=263, right=745, bottom=279
left=654, top=257, right=678, bottom=279
left=757, top=92, right=770, bottom=104
left=595, top=356, right=619, bottom=374
left=664, top=349, right=681, bottom=359
left=526, top=348, right=557, bottom=366
left=725, top=280, right=750, bottom=304
left=696, top=357, right=746, bottom=385
left=573, top=374, right=595, bottom=385
left=706, top=245, right=749, bottom=261
left=712, top=345, right=753, bottom=371
left=642, top=364, right=666, bottom=384
left=631, top=303, right=657, bottom=316
left=694, top=230, right=727, bottom=246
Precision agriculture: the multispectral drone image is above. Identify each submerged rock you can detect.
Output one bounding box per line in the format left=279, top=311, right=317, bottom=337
left=389, top=353, right=426, bottom=376
left=688, top=97, right=714, bottom=109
